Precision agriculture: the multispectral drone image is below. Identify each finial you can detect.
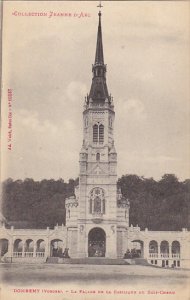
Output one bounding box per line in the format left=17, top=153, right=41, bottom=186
left=97, top=1, right=103, bottom=16
left=97, top=1, right=103, bottom=9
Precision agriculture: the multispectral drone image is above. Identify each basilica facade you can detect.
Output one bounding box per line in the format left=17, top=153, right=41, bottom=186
left=0, top=11, right=189, bottom=268
left=65, top=11, right=129, bottom=259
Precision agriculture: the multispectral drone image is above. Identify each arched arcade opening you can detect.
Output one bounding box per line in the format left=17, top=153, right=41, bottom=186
left=0, top=239, right=8, bottom=256
left=25, top=239, right=34, bottom=252
left=172, top=241, right=180, bottom=258
left=149, top=240, right=158, bottom=257
left=13, top=239, right=23, bottom=257
left=88, top=227, right=106, bottom=257
left=131, top=240, right=144, bottom=258
left=25, top=239, right=34, bottom=257
left=50, top=239, right=63, bottom=257
left=36, top=239, right=45, bottom=257
left=160, top=240, right=169, bottom=258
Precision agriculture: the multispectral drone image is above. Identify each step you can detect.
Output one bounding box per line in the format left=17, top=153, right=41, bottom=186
left=46, top=257, right=59, bottom=264
left=125, top=258, right=149, bottom=266
left=46, top=257, right=130, bottom=265
left=2, top=257, right=46, bottom=263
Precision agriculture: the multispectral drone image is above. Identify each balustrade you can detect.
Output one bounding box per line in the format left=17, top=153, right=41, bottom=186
left=160, top=253, right=169, bottom=258
left=24, top=252, right=34, bottom=257
left=92, top=212, right=103, bottom=218
left=149, top=253, right=180, bottom=259
left=149, top=253, right=158, bottom=258
left=13, top=251, right=45, bottom=258
left=36, top=252, right=45, bottom=257
left=172, top=253, right=180, bottom=258
left=13, top=252, right=22, bottom=257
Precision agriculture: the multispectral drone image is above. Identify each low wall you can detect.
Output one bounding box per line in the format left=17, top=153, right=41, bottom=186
left=2, top=256, right=47, bottom=263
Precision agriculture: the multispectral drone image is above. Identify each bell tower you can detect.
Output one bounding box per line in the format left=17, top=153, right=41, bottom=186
left=66, top=7, right=129, bottom=260
left=77, top=10, right=118, bottom=258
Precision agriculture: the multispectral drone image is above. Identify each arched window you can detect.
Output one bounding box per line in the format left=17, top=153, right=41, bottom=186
left=99, top=124, right=104, bottom=143
left=89, top=188, right=105, bottom=215
left=94, top=197, right=101, bottom=213
left=96, top=153, right=100, bottom=161
left=93, top=124, right=98, bottom=142
left=93, top=124, right=104, bottom=143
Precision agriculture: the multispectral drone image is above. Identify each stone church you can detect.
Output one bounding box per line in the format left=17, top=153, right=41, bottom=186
left=65, top=10, right=129, bottom=259
left=0, top=10, right=189, bottom=268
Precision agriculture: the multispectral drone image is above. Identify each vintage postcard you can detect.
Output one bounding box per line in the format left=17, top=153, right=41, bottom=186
left=0, top=1, right=190, bottom=300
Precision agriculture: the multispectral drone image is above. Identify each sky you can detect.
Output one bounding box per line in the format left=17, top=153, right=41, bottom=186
left=1, top=1, right=190, bottom=182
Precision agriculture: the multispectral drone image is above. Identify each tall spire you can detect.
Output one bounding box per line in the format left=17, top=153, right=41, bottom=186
left=88, top=7, right=111, bottom=105
left=95, top=11, right=104, bottom=65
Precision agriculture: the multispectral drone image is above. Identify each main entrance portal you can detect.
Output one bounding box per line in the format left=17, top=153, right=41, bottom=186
left=88, top=228, right=106, bottom=257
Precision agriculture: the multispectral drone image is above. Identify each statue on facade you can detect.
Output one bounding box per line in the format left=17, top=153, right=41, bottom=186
left=62, top=248, right=70, bottom=258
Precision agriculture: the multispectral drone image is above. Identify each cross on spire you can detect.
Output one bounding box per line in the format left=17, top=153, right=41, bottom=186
left=97, top=1, right=103, bottom=9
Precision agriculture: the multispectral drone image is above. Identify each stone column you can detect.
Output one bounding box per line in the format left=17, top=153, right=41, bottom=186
left=45, top=239, right=51, bottom=257
left=33, top=242, right=37, bottom=257
left=45, top=228, right=50, bottom=258
left=8, top=238, right=14, bottom=257
left=22, top=240, right=25, bottom=257
left=169, top=243, right=172, bottom=259
left=143, top=239, right=149, bottom=259
left=157, top=242, right=160, bottom=258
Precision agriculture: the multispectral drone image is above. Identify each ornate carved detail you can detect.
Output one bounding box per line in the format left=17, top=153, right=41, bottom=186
left=91, top=164, right=105, bottom=175
left=111, top=225, right=115, bottom=234
left=93, top=111, right=105, bottom=114
left=92, top=212, right=103, bottom=218
left=90, top=188, right=105, bottom=198
left=92, top=212, right=103, bottom=223
left=80, top=225, right=84, bottom=234
left=65, top=201, right=78, bottom=208
left=117, top=198, right=130, bottom=209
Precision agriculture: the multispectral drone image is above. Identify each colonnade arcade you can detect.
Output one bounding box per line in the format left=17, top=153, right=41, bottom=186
left=149, top=240, right=180, bottom=258
left=131, top=239, right=180, bottom=258
left=0, top=237, right=65, bottom=258
left=130, top=239, right=181, bottom=267
left=13, top=238, right=45, bottom=257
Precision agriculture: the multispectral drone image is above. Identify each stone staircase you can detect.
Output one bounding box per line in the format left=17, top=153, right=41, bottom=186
left=125, top=258, right=149, bottom=266
left=46, top=257, right=130, bottom=265
left=46, top=257, right=59, bottom=264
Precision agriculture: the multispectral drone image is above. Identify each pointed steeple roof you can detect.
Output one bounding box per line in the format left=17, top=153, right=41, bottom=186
left=88, top=11, right=111, bottom=104
left=95, top=12, right=104, bottom=65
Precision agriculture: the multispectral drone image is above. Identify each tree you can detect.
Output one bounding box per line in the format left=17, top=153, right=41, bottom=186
left=2, top=174, right=190, bottom=230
